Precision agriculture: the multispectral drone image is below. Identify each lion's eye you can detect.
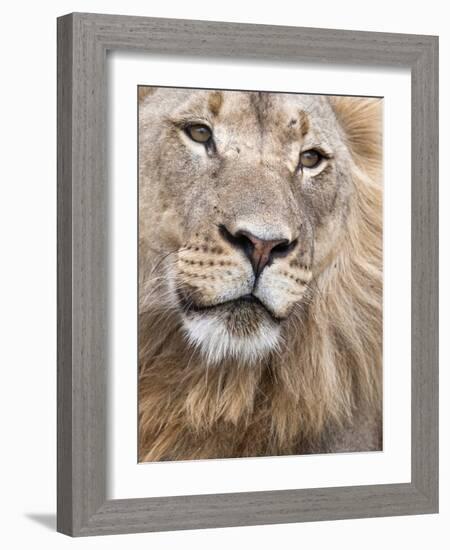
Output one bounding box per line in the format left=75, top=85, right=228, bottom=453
left=185, top=124, right=213, bottom=144
left=299, top=149, right=323, bottom=169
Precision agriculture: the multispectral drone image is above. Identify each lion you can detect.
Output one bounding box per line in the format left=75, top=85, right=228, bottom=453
left=138, top=87, right=382, bottom=461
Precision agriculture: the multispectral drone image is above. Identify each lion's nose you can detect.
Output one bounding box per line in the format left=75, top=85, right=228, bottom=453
left=219, top=225, right=297, bottom=277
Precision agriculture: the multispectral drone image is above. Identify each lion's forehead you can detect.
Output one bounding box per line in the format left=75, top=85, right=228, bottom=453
left=163, top=89, right=338, bottom=142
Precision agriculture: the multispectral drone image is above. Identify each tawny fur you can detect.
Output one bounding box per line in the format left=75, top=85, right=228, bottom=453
left=138, top=91, right=382, bottom=461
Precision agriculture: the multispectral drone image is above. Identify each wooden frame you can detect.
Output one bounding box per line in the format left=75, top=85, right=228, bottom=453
left=57, top=12, right=439, bottom=536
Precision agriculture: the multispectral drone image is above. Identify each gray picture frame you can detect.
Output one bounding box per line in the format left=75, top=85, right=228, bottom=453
left=57, top=12, right=439, bottom=537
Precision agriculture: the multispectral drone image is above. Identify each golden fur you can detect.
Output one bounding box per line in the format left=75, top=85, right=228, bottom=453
left=138, top=88, right=382, bottom=461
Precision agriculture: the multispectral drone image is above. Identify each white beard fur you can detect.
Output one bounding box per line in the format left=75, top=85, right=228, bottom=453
left=182, top=313, right=282, bottom=365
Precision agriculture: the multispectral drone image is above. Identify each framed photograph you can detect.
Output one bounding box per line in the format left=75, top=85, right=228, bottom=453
left=57, top=12, right=438, bottom=536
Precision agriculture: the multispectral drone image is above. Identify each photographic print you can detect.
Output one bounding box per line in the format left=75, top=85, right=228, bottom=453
left=138, top=86, right=383, bottom=462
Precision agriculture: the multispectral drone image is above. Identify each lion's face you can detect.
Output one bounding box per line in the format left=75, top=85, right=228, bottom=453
left=139, top=89, right=355, bottom=364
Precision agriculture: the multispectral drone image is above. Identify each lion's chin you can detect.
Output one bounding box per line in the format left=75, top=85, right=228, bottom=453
left=181, top=306, right=282, bottom=365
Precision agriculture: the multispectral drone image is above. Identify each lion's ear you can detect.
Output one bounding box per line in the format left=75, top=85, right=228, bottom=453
left=330, top=96, right=382, bottom=172
left=138, top=86, right=157, bottom=103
